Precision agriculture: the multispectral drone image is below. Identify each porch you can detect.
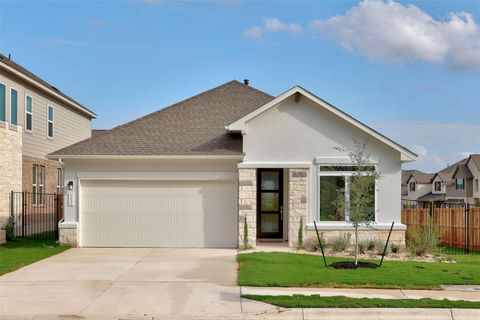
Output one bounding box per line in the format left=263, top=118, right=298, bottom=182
left=238, top=168, right=308, bottom=249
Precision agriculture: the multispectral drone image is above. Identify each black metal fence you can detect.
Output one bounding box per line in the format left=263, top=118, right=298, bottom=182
left=402, top=201, right=480, bottom=254
left=9, top=191, right=61, bottom=240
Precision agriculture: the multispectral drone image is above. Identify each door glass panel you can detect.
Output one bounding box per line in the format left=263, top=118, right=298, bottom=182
left=261, top=193, right=279, bottom=211
left=261, top=214, right=279, bottom=233
left=261, top=171, right=279, bottom=190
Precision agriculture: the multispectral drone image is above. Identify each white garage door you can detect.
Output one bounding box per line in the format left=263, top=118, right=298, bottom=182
left=80, top=180, right=237, bottom=248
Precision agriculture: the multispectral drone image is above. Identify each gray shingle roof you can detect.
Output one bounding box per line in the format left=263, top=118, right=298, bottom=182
left=50, top=80, right=273, bottom=156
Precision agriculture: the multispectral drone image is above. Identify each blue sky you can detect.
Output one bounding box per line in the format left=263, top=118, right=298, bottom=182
left=0, top=0, right=479, bottom=172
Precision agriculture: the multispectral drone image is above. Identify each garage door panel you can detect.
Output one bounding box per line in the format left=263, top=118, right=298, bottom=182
left=81, top=180, right=237, bottom=248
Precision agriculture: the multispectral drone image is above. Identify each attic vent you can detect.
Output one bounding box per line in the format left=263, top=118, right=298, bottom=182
left=243, top=79, right=249, bottom=86
left=294, top=92, right=302, bottom=102
left=51, top=86, right=60, bottom=92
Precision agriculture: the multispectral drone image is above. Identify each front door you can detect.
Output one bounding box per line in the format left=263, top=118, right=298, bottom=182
left=257, top=169, right=283, bottom=239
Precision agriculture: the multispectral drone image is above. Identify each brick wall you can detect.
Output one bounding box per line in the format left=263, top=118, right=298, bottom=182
left=0, top=126, right=22, bottom=228
left=22, top=155, right=63, bottom=195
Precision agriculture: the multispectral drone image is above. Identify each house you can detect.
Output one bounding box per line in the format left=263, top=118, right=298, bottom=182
left=48, top=80, right=417, bottom=248
left=0, top=54, right=96, bottom=228
left=402, top=157, right=479, bottom=207
left=466, top=155, right=480, bottom=204
left=402, top=171, right=434, bottom=202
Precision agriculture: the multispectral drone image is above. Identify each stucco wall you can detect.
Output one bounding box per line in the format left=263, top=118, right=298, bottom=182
left=241, top=95, right=405, bottom=228
left=0, top=124, right=22, bottom=227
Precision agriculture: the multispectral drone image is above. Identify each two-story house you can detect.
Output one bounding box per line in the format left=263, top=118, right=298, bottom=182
left=402, top=156, right=479, bottom=207
left=0, top=54, right=96, bottom=227
left=466, top=155, right=480, bottom=205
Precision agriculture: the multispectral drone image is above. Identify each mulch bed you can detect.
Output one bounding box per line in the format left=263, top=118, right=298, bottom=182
left=329, top=261, right=379, bottom=269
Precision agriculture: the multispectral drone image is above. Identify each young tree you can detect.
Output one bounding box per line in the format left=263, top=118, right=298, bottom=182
left=334, top=140, right=380, bottom=265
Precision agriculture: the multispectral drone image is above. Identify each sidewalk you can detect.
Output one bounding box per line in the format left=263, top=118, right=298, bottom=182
left=241, top=286, right=480, bottom=301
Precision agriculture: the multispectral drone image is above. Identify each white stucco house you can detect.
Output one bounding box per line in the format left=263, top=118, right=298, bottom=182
left=48, top=80, right=417, bottom=248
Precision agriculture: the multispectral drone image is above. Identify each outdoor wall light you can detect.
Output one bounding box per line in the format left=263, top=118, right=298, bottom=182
left=67, top=181, right=74, bottom=190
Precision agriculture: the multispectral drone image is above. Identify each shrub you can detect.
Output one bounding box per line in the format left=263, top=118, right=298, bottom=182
left=375, top=240, right=390, bottom=255
left=366, top=239, right=376, bottom=251
left=5, top=216, right=15, bottom=241
left=331, top=232, right=351, bottom=252
left=407, top=224, right=439, bottom=256
left=391, top=243, right=400, bottom=254
left=358, top=241, right=367, bottom=254
left=243, top=216, right=250, bottom=250
left=297, top=217, right=304, bottom=249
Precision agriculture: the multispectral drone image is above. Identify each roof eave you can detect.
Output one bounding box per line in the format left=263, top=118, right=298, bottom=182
left=47, top=154, right=244, bottom=160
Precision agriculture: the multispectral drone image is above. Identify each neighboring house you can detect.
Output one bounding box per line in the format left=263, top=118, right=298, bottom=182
left=402, top=157, right=479, bottom=206
left=48, top=80, right=417, bottom=248
left=403, top=172, right=434, bottom=202
left=467, top=155, right=480, bottom=204
left=0, top=54, right=96, bottom=228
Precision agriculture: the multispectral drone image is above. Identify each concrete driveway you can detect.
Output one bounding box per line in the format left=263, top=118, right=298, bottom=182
left=0, top=248, right=249, bottom=318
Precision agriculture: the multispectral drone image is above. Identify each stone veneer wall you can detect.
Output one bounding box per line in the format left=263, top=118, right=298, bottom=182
left=288, top=169, right=308, bottom=247
left=0, top=126, right=22, bottom=228
left=306, top=229, right=406, bottom=246
left=238, top=168, right=256, bottom=249
left=59, top=228, right=78, bottom=246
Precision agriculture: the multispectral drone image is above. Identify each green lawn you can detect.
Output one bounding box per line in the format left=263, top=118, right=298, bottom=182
left=238, top=252, right=480, bottom=289
left=243, top=295, right=480, bottom=309
left=0, top=238, right=70, bottom=275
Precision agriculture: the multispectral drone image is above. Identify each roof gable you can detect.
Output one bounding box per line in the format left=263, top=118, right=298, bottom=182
left=227, top=86, right=417, bottom=162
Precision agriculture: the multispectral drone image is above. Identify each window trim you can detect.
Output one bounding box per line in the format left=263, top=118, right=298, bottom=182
left=0, top=82, right=6, bottom=125
left=434, top=181, right=442, bottom=192
left=475, top=179, right=479, bottom=192
left=56, top=168, right=63, bottom=194
left=10, top=87, right=18, bottom=127
left=25, top=94, right=33, bottom=133
left=32, top=164, right=38, bottom=206
left=316, top=165, right=377, bottom=224
left=38, top=165, right=45, bottom=206
left=47, top=105, right=54, bottom=139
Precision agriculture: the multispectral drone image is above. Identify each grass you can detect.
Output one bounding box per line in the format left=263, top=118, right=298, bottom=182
left=0, top=238, right=70, bottom=275
left=243, top=295, right=480, bottom=309
left=237, top=252, right=480, bottom=289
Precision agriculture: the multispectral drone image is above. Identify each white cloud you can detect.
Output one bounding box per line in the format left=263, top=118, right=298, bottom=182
left=244, top=17, right=301, bottom=40
left=264, top=18, right=302, bottom=33
left=373, top=121, right=480, bottom=172
left=310, top=0, right=480, bottom=69
left=243, top=26, right=262, bottom=39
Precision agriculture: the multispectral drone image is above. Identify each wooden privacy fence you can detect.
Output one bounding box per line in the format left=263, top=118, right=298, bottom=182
left=401, top=205, right=480, bottom=253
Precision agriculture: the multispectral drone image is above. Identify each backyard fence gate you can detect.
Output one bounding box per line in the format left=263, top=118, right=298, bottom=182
left=9, top=191, right=62, bottom=240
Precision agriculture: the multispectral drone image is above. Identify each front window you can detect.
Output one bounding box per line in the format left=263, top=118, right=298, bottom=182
left=409, top=181, right=416, bottom=192
left=456, top=178, right=465, bottom=190
left=434, top=181, right=442, bottom=192
left=10, top=88, right=18, bottom=126
left=25, top=95, right=33, bottom=131
left=47, top=105, right=54, bottom=138
left=32, top=164, right=45, bottom=205
left=0, top=83, right=5, bottom=122
left=318, top=166, right=375, bottom=222
left=56, top=168, right=63, bottom=194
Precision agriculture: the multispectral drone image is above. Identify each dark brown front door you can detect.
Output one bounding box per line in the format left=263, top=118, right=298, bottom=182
left=257, top=169, right=283, bottom=239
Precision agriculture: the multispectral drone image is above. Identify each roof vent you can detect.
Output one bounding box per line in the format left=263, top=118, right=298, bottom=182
left=243, top=79, right=249, bottom=86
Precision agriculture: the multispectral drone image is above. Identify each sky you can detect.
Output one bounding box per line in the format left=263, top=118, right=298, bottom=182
left=0, top=0, right=479, bottom=172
